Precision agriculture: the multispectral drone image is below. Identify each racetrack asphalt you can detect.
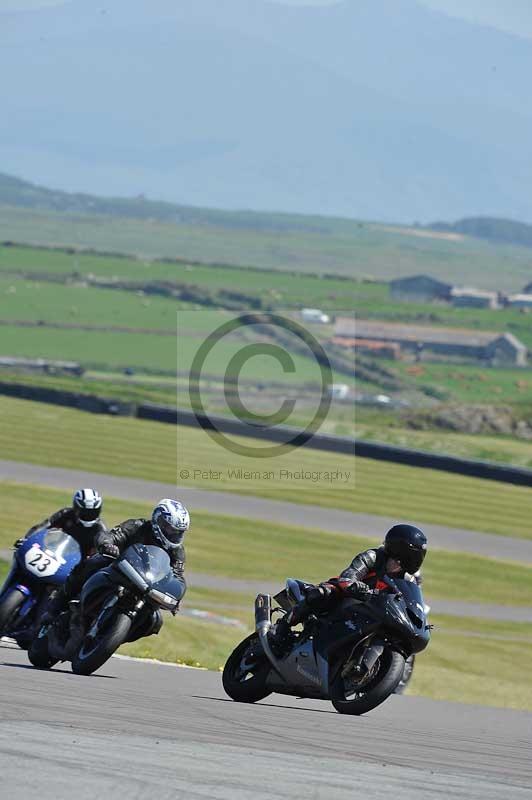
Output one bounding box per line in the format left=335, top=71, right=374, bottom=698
left=1, top=642, right=530, bottom=799
left=1, top=459, right=530, bottom=563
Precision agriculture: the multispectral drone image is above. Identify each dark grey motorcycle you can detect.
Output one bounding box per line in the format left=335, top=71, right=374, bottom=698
left=223, top=575, right=431, bottom=715
left=29, top=544, right=185, bottom=676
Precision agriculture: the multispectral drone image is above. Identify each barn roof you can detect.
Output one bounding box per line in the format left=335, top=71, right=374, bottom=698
left=334, top=318, right=525, bottom=349
left=389, top=274, right=452, bottom=290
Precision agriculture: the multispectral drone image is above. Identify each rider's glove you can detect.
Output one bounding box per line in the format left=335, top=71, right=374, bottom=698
left=344, top=580, right=374, bottom=598
left=98, top=542, right=120, bottom=558
left=13, top=538, right=24, bottom=549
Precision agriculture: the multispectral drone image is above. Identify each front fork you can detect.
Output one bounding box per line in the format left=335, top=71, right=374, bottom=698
left=86, top=590, right=145, bottom=639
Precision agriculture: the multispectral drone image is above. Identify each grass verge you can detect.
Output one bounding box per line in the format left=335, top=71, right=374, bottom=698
left=1, top=482, right=530, bottom=608
left=1, top=396, right=532, bottom=539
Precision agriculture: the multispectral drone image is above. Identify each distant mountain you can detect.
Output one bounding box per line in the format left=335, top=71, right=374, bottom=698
left=5, top=172, right=532, bottom=255
left=1, top=0, right=532, bottom=222
left=430, top=218, right=532, bottom=250
left=0, top=171, right=353, bottom=233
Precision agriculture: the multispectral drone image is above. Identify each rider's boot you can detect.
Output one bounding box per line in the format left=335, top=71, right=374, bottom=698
left=47, top=611, right=70, bottom=661
left=39, top=587, right=67, bottom=627
left=63, top=601, right=85, bottom=659
left=268, top=614, right=294, bottom=658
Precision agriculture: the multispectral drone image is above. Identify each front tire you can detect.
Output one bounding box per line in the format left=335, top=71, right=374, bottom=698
left=0, top=589, right=26, bottom=633
left=223, top=634, right=272, bottom=703
left=28, top=630, right=58, bottom=670
left=394, top=654, right=415, bottom=694
left=330, top=647, right=405, bottom=715
left=71, top=612, right=132, bottom=676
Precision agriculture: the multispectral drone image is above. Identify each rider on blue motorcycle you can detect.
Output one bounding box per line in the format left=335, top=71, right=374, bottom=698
left=18, top=488, right=107, bottom=557
left=31, top=489, right=105, bottom=625
left=271, top=524, right=427, bottom=654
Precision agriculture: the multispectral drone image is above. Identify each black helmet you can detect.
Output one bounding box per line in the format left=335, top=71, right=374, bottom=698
left=384, top=524, right=427, bottom=574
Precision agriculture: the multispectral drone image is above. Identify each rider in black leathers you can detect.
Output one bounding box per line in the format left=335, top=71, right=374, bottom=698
left=271, top=524, right=427, bottom=652
left=48, top=499, right=190, bottom=654
left=19, top=489, right=107, bottom=559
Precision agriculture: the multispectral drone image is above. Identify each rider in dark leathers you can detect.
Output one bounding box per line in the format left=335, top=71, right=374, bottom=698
left=272, top=524, right=427, bottom=651
left=19, top=489, right=107, bottom=558
left=50, top=499, right=190, bottom=653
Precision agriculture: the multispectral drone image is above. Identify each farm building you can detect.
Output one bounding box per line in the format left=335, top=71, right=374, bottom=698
left=389, top=275, right=452, bottom=303
left=450, top=288, right=499, bottom=309
left=522, top=281, right=532, bottom=294
left=507, top=293, right=532, bottom=309
left=330, top=336, right=401, bottom=360
left=333, top=318, right=527, bottom=366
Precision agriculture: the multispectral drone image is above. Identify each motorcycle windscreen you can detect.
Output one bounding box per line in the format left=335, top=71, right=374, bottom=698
left=41, top=528, right=82, bottom=563
left=388, top=577, right=427, bottom=628
left=120, top=544, right=172, bottom=584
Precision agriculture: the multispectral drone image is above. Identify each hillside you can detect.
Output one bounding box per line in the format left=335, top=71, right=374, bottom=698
left=2, top=0, right=532, bottom=222
left=0, top=172, right=331, bottom=233
left=2, top=185, right=532, bottom=290
left=430, top=217, right=532, bottom=250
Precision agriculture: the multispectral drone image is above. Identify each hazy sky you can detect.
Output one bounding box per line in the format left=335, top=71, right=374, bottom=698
left=279, top=0, right=532, bottom=39
left=3, top=0, right=532, bottom=40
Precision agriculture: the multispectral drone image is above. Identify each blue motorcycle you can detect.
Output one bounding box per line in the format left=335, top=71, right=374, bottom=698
left=0, top=527, right=81, bottom=649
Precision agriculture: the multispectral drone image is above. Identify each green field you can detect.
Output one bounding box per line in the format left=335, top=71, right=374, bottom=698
left=2, top=205, right=532, bottom=289
left=0, top=322, right=349, bottom=388
left=355, top=421, right=532, bottom=468
left=0, top=243, right=373, bottom=311
left=3, top=243, right=532, bottom=415
left=408, top=614, right=532, bottom=711
left=386, top=360, right=532, bottom=405
left=0, top=275, right=191, bottom=329
left=1, top=396, right=532, bottom=539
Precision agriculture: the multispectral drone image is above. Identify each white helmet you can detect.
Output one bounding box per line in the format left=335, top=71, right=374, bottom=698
left=152, top=499, right=190, bottom=551
left=73, top=488, right=103, bottom=527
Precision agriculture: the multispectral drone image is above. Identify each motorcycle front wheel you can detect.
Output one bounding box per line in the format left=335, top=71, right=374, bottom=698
left=329, top=647, right=405, bottom=715
left=223, top=634, right=272, bottom=703
left=28, top=629, right=58, bottom=670
left=0, top=588, right=26, bottom=633
left=71, top=611, right=131, bottom=676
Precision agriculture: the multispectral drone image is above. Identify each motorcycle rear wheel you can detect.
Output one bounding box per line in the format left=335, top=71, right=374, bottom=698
left=330, top=647, right=405, bottom=715
left=223, top=634, right=271, bottom=703
left=71, top=612, right=132, bottom=676
left=0, top=588, right=26, bottom=633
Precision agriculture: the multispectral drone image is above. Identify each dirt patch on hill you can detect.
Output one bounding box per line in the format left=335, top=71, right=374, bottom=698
left=377, top=225, right=465, bottom=243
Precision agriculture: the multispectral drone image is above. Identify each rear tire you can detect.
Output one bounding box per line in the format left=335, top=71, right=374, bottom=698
left=0, top=589, right=26, bottom=633
left=223, top=634, right=271, bottom=703
left=28, top=631, right=58, bottom=670
left=330, top=647, right=405, bottom=715
left=71, top=612, right=132, bottom=676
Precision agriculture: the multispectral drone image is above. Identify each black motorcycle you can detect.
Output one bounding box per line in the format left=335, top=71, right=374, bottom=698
left=223, top=576, right=431, bottom=715
left=28, top=544, right=185, bottom=675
